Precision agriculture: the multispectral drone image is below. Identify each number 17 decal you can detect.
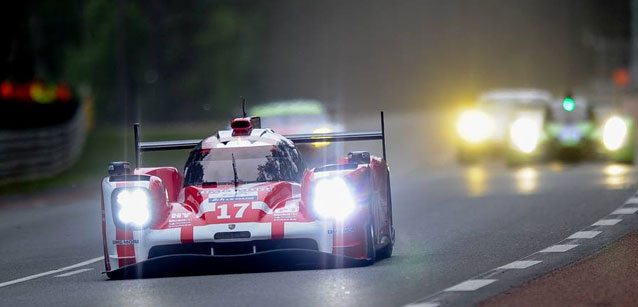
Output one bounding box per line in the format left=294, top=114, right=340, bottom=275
left=217, top=203, right=250, bottom=219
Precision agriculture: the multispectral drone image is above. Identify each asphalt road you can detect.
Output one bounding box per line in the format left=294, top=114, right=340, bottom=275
left=0, top=157, right=635, bottom=306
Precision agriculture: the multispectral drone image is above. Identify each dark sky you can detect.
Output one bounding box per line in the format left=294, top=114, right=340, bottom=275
left=257, top=0, right=630, bottom=113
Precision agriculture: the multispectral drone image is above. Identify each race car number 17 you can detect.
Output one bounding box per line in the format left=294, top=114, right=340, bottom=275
left=216, top=203, right=249, bottom=219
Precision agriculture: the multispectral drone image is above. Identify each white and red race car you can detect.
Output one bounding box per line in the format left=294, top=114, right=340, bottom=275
left=101, top=113, right=394, bottom=279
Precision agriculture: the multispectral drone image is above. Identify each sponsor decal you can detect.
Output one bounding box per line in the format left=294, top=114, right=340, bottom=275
left=274, top=206, right=299, bottom=213
left=171, top=212, right=192, bottom=219
left=112, top=239, right=139, bottom=245
left=209, top=195, right=257, bottom=202
left=273, top=214, right=297, bottom=221
left=273, top=205, right=299, bottom=221
left=169, top=212, right=193, bottom=228
left=200, top=187, right=272, bottom=194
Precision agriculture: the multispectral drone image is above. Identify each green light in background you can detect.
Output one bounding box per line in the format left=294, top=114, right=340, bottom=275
left=562, top=97, right=575, bottom=112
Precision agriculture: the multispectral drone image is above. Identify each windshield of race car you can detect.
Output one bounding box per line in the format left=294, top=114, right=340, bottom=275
left=183, top=143, right=305, bottom=186
left=548, top=102, right=592, bottom=123
left=479, top=98, right=549, bottom=108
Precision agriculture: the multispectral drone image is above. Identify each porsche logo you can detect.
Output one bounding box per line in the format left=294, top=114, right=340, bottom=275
left=228, top=224, right=236, bottom=230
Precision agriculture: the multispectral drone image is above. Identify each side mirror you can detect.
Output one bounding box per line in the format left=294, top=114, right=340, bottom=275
left=108, top=161, right=131, bottom=176
left=250, top=116, right=261, bottom=129
left=347, top=151, right=371, bottom=164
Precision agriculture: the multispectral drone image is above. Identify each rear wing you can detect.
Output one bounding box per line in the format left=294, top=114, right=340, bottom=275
left=134, top=111, right=388, bottom=168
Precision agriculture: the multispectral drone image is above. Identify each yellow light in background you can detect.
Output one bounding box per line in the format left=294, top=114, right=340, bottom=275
left=312, top=127, right=331, bottom=148
left=603, top=163, right=630, bottom=189
left=602, top=116, right=628, bottom=151
left=466, top=165, right=487, bottom=197
left=510, top=118, right=540, bottom=154
left=549, top=162, right=564, bottom=172
left=456, top=110, right=493, bottom=144
left=604, top=164, right=627, bottom=176
left=515, top=167, right=538, bottom=194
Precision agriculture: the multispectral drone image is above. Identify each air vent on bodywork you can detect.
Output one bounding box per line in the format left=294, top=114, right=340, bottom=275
left=214, top=231, right=251, bottom=240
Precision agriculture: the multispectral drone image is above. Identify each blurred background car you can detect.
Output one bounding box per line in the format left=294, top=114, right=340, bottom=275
left=544, top=95, right=598, bottom=162
left=596, top=111, right=635, bottom=164
left=455, top=88, right=553, bottom=164
left=250, top=99, right=343, bottom=136
left=250, top=99, right=344, bottom=166
left=543, top=94, right=635, bottom=164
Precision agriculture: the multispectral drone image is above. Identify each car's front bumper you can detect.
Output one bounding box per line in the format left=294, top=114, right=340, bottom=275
left=105, top=249, right=370, bottom=279
left=106, top=221, right=335, bottom=271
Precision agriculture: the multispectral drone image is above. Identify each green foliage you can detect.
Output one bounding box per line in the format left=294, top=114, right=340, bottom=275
left=137, top=1, right=263, bottom=122
left=58, top=0, right=264, bottom=124
left=64, top=0, right=149, bottom=118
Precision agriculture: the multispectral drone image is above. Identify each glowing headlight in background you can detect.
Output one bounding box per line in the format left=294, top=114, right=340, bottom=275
left=456, top=109, right=493, bottom=144
left=602, top=116, right=628, bottom=151
left=510, top=118, right=540, bottom=154
left=312, top=127, right=332, bottom=148
left=515, top=167, right=538, bottom=194
left=312, top=177, right=355, bottom=219
left=116, top=189, right=151, bottom=227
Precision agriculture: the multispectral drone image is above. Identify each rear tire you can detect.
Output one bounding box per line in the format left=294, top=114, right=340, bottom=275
left=365, top=223, right=376, bottom=264
left=377, top=226, right=394, bottom=259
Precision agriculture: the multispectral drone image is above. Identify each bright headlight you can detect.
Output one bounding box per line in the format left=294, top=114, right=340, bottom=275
left=603, top=116, right=628, bottom=151
left=456, top=110, right=493, bottom=144
left=115, top=188, right=151, bottom=227
left=510, top=118, right=540, bottom=154
left=312, top=177, right=355, bottom=219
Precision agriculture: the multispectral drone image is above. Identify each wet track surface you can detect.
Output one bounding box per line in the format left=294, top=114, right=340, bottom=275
left=0, top=158, right=635, bottom=306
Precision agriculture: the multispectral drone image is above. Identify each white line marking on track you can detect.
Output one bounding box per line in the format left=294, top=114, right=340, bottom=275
left=498, top=260, right=541, bottom=270
left=625, top=197, right=638, bottom=205
left=54, top=268, right=94, bottom=278
left=405, top=302, right=439, bottom=307
left=539, top=244, right=578, bottom=253
left=611, top=208, right=638, bottom=215
left=592, top=219, right=622, bottom=226
left=444, top=279, right=496, bottom=292
left=568, top=231, right=601, bottom=239
left=0, top=256, right=103, bottom=288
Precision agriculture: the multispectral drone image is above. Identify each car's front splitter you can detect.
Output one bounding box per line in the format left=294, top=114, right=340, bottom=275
left=105, top=249, right=369, bottom=279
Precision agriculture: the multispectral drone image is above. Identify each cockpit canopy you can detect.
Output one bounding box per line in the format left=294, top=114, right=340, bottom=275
left=183, top=142, right=305, bottom=186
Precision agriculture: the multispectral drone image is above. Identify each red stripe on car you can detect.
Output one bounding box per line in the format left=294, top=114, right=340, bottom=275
left=115, top=228, right=136, bottom=267
left=271, top=221, right=284, bottom=239
left=180, top=226, right=194, bottom=243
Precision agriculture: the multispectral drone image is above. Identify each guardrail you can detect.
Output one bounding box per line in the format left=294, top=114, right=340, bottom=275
left=0, top=106, right=87, bottom=185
